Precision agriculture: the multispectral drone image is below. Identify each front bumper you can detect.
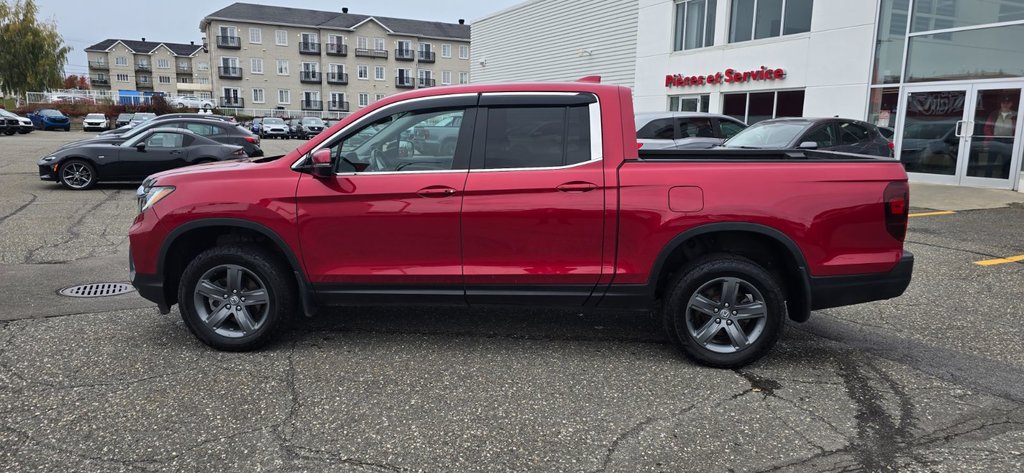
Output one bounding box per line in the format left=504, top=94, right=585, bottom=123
left=129, top=251, right=170, bottom=314
left=38, top=162, right=59, bottom=181
left=809, top=251, right=914, bottom=310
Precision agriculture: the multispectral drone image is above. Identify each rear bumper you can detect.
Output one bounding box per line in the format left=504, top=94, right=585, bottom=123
left=809, top=251, right=914, bottom=311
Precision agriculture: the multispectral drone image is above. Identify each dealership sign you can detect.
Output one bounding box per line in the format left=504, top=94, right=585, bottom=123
left=665, top=66, right=786, bottom=87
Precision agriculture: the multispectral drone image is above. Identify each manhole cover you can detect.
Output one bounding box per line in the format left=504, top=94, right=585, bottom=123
left=58, top=283, right=135, bottom=298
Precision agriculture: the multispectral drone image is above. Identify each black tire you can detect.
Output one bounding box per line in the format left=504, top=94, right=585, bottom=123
left=177, top=244, right=295, bottom=351
left=663, top=254, right=785, bottom=368
left=4, top=129, right=15, bottom=136
left=58, top=159, right=97, bottom=190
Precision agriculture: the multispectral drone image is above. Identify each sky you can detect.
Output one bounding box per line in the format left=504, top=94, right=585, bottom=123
left=31, top=0, right=524, bottom=76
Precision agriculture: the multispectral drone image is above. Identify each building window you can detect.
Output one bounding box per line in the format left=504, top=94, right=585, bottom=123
left=330, top=92, right=345, bottom=104
left=158, top=76, right=171, bottom=84
left=251, top=58, right=264, bottom=74
left=441, top=70, right=452, bottom=85
left=198, top=92, right=212, bottom=100
left=872, top=0, right=910, bottom=85
left=198, top=77, right=210, bottom=85
left=459, top=45, right=469, bottom=59
left=374, top=37, right=386, bottom=51
left=249, top=28, right=262, bottom=44
left=460, top=72, right=469, bottom=84
left=375, top=93, right=385, bottom=102
left=729, top=0, right=813, bottom=43
left=275, top=30, right=287, bottom=46
left=115, top=73, right=129, bottom=82
left=722, top=89, right=805, bottom=124
left=177, top=76, right=192, bottom=84
left=197, top=62, right=209, bottom=71
left=906, top=23, right=1024, bottom=82
left=358, top=92, right=369, bottom=107
left=357, top=65, right=368, bottom=80
left=253, top=88, right=265, bottom=103
left=115, top=56, right=128, bottom=66
left=357, top=36, right=368, bottom=49
left=301, top=32, right=318, bottom=45
left=374, top=65, right=385, bottom=80
left=138, top=76, right=150, bottom=84
left=157, top=59, right=170, bottom=69
left=669, top=94, right=710, bottom=112
left=674, top=0, right=717, bottom=50
left=441, top=44, right=452, bottom=58
left=276, top=60, right=289, bottom=75
left=867, top=87, right=899, bottom=129
left=278, top=89, right=290, bottom=104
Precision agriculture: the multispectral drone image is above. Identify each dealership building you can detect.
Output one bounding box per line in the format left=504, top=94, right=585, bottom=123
left=474, top=0, right=1024, bottom=191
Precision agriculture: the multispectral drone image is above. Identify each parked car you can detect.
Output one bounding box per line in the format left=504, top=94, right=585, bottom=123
left=38, top=128, right=247, bottom=189
left=67, top=117, right=263, bottom=157
left=0, top=115, right=16, bottom=135
left=294, top=117, right=326, bottom=139
left=250, top=117, right=263, bottom=135
left=722, top=117, right=893, bottom=157
left=127, top=81, right=913, bottom=369
left=878, top=126, right=895, bottom=140
left=169, top=96, right=215, bottom=110
left=82, top=113, right=109, bottom=131
left=636, top=112, right=748, bottom=150
left=129, top=113, right=157, bottom=127
left=287, top=118, right=302, bottom=139
left=27, top=109, right=71, bottom=131
left=115, top=113, right=135, bottom=128
left=0, top=109, right=32, bottom=134
left=260, top=117, right=290, bottom=139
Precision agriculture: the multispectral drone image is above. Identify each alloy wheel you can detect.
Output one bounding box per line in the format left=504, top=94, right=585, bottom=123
left=61, top=163, right=93, bottom=189
left=192, top=264, right=270, bottom=338
left=685, top=277, right=768, bottom=354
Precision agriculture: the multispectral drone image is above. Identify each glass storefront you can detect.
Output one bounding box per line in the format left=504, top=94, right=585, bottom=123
left=723, top=89, right=804, bottom=124
left=873, top=0, right=1024, bottom=189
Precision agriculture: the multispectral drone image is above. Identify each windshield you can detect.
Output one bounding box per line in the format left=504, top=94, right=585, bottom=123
left=86, top=114, right=105, bottom=119
left=724, top=121, right=810, bottom=148
left=302, top=117, right=323, bottom=125
left=40, top=110, right=64, bottom=117
left=0, top=109, right=16, bottom=118
left=264, top=118, right=285, bottom=125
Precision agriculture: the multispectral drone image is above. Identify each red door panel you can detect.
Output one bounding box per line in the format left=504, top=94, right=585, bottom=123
left=295, top=172, right=466, bottom=286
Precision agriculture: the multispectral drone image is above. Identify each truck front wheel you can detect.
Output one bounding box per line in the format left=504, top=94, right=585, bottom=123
left=177, top=244, right=295, bottom=351
left=664, top=254, right=785, bottom=368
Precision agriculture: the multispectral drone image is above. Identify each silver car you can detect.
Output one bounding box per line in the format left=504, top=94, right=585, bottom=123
left=636, top=112, right=748, bottom=150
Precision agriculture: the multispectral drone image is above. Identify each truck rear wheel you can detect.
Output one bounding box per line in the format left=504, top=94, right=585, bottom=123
left=663, top=254, right=784, bottom=368
left=177, top=244, right=295, bottom=351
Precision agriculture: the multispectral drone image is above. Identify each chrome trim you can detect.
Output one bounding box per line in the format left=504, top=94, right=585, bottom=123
left=468, top=159, right=601, bottom=173
left=290, top=92, right=479, bottom=169
left=479, top=92, right=584, bottom=97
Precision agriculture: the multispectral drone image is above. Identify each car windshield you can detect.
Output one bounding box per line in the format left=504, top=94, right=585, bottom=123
left=86, top=114, right=105, bottom=119
left=264, top=118, right=285, bottom=125
left=302, top=117, right=324, bottom=125
left=724, top=121, right=810, bottom=148
left=0, top=109, right=16, bottom=118
left=40, top=110, right=63, bottom=117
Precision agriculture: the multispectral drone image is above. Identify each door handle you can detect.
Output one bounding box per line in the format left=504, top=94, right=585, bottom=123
left=556, top=181, right=598, bottom=193
left=416, top=185, right=458, bottom=198
left=170, top=150, right=183, bottom=155
left=954, top=120, right=966, bottom=138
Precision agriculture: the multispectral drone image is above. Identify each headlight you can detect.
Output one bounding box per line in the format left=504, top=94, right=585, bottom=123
left=137, top=182, right=175, bottom=213
left=43, top=156, right=56, bottom=161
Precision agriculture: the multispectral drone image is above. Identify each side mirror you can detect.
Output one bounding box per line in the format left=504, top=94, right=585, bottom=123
left=310, top=149, right=334, bottom=179
left=136, top=143, right=147, bottom=152
left=798, top=141, right=819, bottom=150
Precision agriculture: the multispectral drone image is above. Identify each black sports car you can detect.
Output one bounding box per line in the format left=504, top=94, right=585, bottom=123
left=74, top=117, right=262, bottom=157
left=38, top=127, right=247, bottom=190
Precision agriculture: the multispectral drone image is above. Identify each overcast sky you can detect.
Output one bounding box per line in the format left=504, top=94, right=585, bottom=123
left=32, top=0, right=523, bottom=76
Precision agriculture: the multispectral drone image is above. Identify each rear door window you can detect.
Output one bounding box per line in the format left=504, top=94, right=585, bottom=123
left=803, top=123, right=838, bottom=148
left=637, top=118, right=675, bottom=140
left=677, top=117, right=715, bottom=139
left=838, top=121, right=872, bottom=145
left=483, top=105, right=591, bottom=169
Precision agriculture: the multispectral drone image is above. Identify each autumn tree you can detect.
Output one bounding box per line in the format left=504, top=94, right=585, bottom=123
left=0, top=0, right=71, bottom=103
left=62, top=74, right=89, bottom=89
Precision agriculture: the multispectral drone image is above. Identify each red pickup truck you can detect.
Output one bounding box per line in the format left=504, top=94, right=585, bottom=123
left=129, top=80, right=912, bottom=367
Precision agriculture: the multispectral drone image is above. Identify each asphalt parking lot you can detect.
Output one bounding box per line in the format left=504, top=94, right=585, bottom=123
left=1, top=130, right=1024, bottom=471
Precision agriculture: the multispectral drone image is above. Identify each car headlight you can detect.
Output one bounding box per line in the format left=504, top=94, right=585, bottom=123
left=43, top=156, right=56, bottom=161
left=137, top=180, right=175, bottom=213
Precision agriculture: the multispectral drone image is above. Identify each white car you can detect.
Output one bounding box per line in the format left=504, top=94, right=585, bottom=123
left=0, top=109, right=33, bottom=134
left=170, top=96, right=215, bottom=110
left=82, top=113, right=108, bottom=131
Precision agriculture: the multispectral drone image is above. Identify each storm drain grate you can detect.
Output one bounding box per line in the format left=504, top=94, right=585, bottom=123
left=58, top=283, right=136, bottom=298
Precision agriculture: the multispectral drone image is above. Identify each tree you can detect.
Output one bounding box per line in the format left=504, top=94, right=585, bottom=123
left=0, top=0, right=71, bottom=103
left=61, top=74, right=89, bottom=89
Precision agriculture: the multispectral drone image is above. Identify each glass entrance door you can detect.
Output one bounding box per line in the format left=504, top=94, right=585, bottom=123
left=897, top=83, right=1023, bottom=189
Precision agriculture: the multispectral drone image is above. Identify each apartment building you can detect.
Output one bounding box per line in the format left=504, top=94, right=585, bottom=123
left=85, top=39, right=210, bottom=101
left=200, top=2, right=472, bottom=114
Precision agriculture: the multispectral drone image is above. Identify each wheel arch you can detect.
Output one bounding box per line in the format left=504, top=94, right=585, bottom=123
left=158, top=219, right=317, bottom=316
left=648, top=223, right=812, bottom=322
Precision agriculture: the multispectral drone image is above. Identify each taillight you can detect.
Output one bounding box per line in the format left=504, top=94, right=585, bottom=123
left=883, top=181, right=909, bottom=241
left=887, top=140, right=895, bottom=151
left=245, top=136, right=258, bottom=144
left=636, top=142, right=644, bottom=149
left=233, top=149, right=246, bottom=157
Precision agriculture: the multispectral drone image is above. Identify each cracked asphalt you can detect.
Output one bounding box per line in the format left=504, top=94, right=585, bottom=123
left=1, top=131, right=1023, bottom=471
